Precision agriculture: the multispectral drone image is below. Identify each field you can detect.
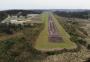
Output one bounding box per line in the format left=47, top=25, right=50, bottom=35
left=35, top=12, right=76, bottom=50
left=81, top=22, right=90, bottom=46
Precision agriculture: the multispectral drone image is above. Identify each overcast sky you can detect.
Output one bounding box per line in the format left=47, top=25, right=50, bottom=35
left=0, top=0, right=90, bottom=10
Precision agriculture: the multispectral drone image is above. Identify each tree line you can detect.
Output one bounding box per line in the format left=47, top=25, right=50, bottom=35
left=0, top=9, right=43, bottom=22
left=54, top=10, right=90, bottom=19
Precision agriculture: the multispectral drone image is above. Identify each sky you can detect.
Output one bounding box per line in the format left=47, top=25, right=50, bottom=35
left=0, top=0, right=90, bottom=10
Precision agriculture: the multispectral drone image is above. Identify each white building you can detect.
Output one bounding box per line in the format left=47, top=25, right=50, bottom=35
left=1, top=15, right=32, bottom=25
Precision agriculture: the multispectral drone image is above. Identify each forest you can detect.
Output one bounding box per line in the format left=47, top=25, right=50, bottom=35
left=54, top=10, right=90, bottom=19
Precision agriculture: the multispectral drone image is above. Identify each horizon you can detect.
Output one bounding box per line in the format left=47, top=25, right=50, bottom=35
left=0, top=9, right=89, bottom=12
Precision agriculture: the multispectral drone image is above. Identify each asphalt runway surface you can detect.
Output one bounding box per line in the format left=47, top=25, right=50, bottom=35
left=48, top=15, right=62, bottom=42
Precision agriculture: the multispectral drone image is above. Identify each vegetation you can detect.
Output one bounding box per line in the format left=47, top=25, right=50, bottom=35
left=54, top=14, right=88, bottom=47
left=54, top=10, right=88, bottom=19
left=0, top=12, right=45, bottom=62
left=0, top=23, right=33, bottom=34
left=0, top=10, right=42, bottom=22
left=0, top=11, right=8, bottom=21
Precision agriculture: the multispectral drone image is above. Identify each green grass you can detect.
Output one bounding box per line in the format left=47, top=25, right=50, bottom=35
left=35, top=12, right=76, bottom=50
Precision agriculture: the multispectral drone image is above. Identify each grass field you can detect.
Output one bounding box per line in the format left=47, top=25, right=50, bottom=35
left=35, top=12, right=76, bottom=50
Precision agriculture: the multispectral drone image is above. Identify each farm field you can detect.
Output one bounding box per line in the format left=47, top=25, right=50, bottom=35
left=35, top=12, right=76, bottom=50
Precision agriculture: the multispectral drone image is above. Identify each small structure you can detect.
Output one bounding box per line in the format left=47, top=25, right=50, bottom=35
left=1, top=14, right=43, bottom=27
left=27, top=14, right=39, bottom=18
left=1, top=15, right=31, bottom=25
